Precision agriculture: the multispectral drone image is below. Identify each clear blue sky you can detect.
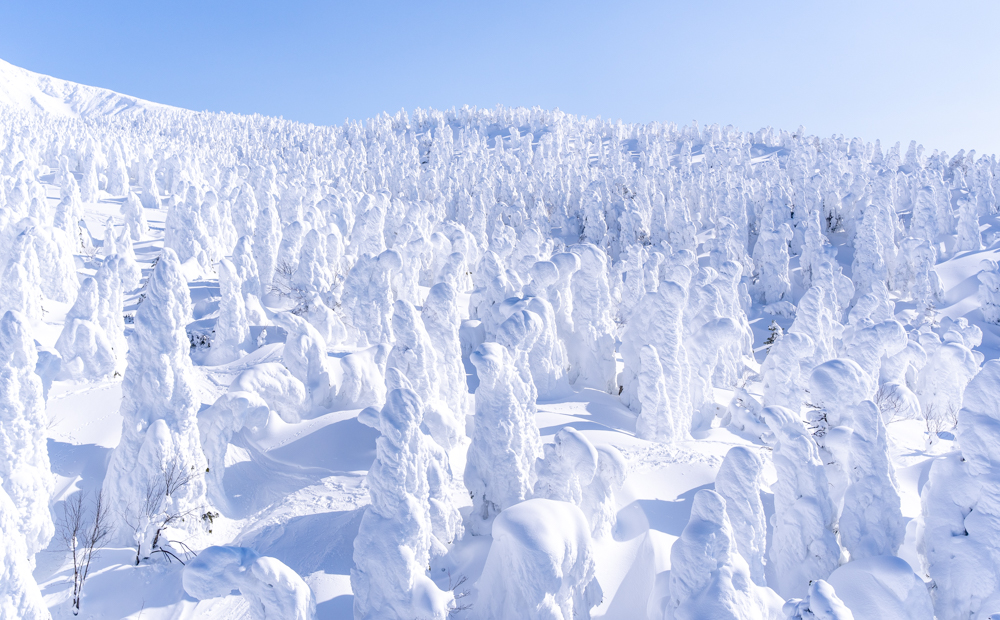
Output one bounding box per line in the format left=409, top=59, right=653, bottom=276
left=1, top=0, right=997, bottom=156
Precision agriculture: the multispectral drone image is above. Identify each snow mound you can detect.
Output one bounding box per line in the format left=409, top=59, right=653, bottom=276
left=183, top=545, right=316, bottom=620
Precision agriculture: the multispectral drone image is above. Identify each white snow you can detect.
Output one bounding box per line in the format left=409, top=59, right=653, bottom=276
left=1, top=57, right=999, bottom=620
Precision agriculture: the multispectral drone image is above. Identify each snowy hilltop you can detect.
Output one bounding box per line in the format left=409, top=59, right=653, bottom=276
left=1, top=57, right=1000, bottom=619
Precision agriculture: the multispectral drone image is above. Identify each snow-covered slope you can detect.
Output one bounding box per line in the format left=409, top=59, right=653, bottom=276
left=0, top=57, right=174, bottom=118
left=2, top=57, right=999, bottom=620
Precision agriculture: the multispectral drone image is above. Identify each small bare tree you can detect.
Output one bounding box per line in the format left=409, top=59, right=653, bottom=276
left=121, top=459, right=199, bottom=566
left=874, top=383, right=905, bottom=424
left=61, top=490, right=113, bottom=616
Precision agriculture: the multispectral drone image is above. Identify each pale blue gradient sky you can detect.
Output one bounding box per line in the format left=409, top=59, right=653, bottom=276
left=1, top=0, right=997, bottom=155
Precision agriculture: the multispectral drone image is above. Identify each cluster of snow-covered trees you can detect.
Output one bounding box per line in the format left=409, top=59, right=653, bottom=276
left=2, top=93, right=1000, bottom=618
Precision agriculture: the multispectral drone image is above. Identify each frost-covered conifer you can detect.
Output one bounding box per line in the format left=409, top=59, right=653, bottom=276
left=386, top=299, right=462, bottom=448
left=476, top=498, right=602, bottom=620
left=95, top=256, right=128, bottom=371
left=0, top=482, right=50, bottom=620
left=351, top=389, right=454, bottom=620
left=183, top=546, right=316, bottom=620
left=102, top=216, right=118, bottom=258
left=230, top=238, right=261, bottom=311
left=635, top=344, right=675, bottom=443
left=622, top=283, right=692, bottom=439
left=783, top=580, right=854, bottom=620
left=915, top=341, right=980, bottom=427
left=0, top=311, right=54, bottom=561
left=895, top=237, right=943, bottom=312
left=838, top=399, right=904, bottom=560
left=464, top=342, right=540, bottom=535
left=567, top=244, right=616, bottom=393
left=665, top=489, right=781, bottom=620
left=715, top=446, right=767, bottom=586
left=274, top=220, right=305, bottom=286
left=105, top=142, right=129, bottom=197
left=851, top=204, right=889, bottom=298
left=253, top=205, right=281, bottom=293
left=272, top=311, right=334, bottom=413
left=979, top=259, right=1000, bottom=324
left=292, top=228, right=331, bottom=295
left=197, top=391, right=269, bottom=507
left=103, top=249, right=209, bottom=539
left=955, top=192, right=982, bottom=252
left=211, top=258, right=250, bottom=364
left=751, top=222, right=793, bottom=304
left=109, top=227, right=138, bottom=281
left=762, top=406, right=840, bottom=599
left=922, top=360, right=1000, bottom=620
left=532, top=426, right=598, bottom=506
left=421, top=282, right=472, bottom=422
left=54, top=277, right=116, bottom=380
left=579, top=444, right=627, bottom=538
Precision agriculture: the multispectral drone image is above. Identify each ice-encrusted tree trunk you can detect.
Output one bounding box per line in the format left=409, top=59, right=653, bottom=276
left=464, top=342, right=541, bottom=535
left=714, top=446, right=767, bottom=586
left=0, top=311, right=54, bottom=562
left=103, top=248, right=209, bottom=540
left=351, top=389, right=453, bottom=620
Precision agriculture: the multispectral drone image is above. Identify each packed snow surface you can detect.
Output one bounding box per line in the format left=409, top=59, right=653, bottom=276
left=2, top=58, right=1000, bottom=619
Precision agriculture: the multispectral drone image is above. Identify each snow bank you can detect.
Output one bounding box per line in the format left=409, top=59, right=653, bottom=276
left=826, top=556, right=933, bottom=620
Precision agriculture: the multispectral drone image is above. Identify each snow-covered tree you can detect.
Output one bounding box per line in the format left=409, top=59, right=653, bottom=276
left=762, top=406, right=841, bottom=599
left=567, top=243, right=616, bottom=393
left=211, top=258, right=250, bottom=364
left=464, top=342, right=541, bottom=535
left=183, top=546, right=316, bottom=620
left=0, top=482, right=50, bottom=620
left=54, top=276, right=116, bottom=380
left=0, top=311, right=54, bottom=562
left=665, top=489, right=781, bottom=620
left=532, top=426, right=598, bottom=506
left=476, top=498, right=603, bottom=620
left=715, top=446, right=767, bottom=586
left=351, top=388, right=454, bottom=620
left=102, top=248, right=209, bottom=539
